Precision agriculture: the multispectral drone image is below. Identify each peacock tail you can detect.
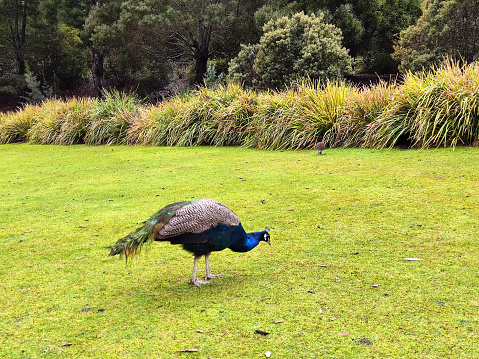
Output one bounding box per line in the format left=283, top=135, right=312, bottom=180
left=109, top=200, right=190, bottom=260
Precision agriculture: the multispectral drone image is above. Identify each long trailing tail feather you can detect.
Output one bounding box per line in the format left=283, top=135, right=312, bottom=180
left=108, top=200, right=191, bottom=261
left=109, top=218, right=162, bottom=261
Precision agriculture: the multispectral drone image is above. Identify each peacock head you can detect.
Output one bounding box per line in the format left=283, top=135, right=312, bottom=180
left=262, top=231, right=271, bottom=245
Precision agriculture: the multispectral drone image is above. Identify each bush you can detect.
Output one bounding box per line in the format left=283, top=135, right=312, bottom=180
left=228, top=12, right=353, bottom=90
left=393, top=0, right=479, bottom=72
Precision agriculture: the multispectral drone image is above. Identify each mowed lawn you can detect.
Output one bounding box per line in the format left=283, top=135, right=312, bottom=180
left=1, top=144, right=478, bottom=358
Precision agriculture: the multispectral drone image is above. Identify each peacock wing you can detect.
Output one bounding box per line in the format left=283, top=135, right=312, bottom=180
left=157, top=199, right=240, bottom=241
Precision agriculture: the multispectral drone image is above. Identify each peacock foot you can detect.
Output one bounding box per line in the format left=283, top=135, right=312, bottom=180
left=205, top=273, right=224, bottom=280
left=189, top=278, right=211, bottom=287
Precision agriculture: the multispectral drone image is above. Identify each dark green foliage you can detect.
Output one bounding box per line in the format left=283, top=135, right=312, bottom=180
left=258, top=0, right=422, bottom=73
left=85, top=0, right=172, bottom=92
left=228, top=12, right=353, bottom=89
left=393, top=0, right=479, bottom=72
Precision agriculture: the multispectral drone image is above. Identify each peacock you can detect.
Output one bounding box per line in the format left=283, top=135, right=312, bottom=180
left=109, top=198, right=270, bottom=287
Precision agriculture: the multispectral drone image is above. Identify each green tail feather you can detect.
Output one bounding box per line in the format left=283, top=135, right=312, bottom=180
left=109, top=200, right=192, bottom=261
left=109, top=219, right=159, bottom=261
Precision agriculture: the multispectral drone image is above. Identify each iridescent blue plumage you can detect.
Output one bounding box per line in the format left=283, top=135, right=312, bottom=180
left=109, top=199, right=270, bottom=287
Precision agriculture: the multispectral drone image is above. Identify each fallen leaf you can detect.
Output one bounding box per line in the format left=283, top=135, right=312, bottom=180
left=255, top=330, right=270, bottom=336
left=76, top=256, right=87, bottom=260
left=196, top=330, right=204, bottom=333
left=179, top=348, right=198, bottom=352
left=402, top=258, right=423, bottom=261
left=272, top=320, right=283, bottom=324
left=61, top=342, right=74, bottom=347
left=339, top=332, right=352, bottom=337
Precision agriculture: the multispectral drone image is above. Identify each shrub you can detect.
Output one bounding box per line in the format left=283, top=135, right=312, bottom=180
left=228, top=12, right=353, bottom=90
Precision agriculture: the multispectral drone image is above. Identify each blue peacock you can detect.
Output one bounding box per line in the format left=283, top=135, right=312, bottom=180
left=109, top=198, right=270, bottom=287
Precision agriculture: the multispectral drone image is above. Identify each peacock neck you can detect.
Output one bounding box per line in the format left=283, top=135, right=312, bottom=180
left=229, top=231, right=263, bottom=253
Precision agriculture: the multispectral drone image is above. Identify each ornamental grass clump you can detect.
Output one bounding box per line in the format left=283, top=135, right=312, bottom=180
left=27, top=98, right=94, bottom=145
left=364, top=60, right=479, bottom=148
left=85, top=91, right=141, bottom=145
left=292, top=80, right=353, bottom=149
left=0, top=104, right=39, bottom=143
left=243, top=90, right=300, bottom=149
left=325, top=81, right=395, bottom=148
left=211, top=88, right=259, bottom=146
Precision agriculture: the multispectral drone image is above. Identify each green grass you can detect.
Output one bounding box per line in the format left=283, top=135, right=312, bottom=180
left=1, top=144, right=479, bottom=358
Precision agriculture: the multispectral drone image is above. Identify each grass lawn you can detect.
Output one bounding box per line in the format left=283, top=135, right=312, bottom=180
left=1, top=144, right=478, bottom=358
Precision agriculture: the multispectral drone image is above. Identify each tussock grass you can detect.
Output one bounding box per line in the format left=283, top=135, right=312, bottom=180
left=365, top=60, right=479, bottom=148
left=1, top=144, right=478, bottom=358
left=0, top=104, right=40, bottom=143
left=28, top=98, right=94, bottom=145
left=325, top=81, right=395, bottom=148
left=1, top=60, right=478, bottom=149
left=85, top=91, right=141, bottom=145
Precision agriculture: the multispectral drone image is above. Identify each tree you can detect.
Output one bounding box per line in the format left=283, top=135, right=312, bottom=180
left=0, top=0, right=89, bottom=96
left=257, top=0, right=422, bottom=73
left=0, top=0, right=38, bottom=77
left=28, top=0, right=88, bottom=92
left=228, top=12, right=353, bottom=89
left=171, top=0, right=263, bottom=85
left=84, top=0, right=263, bottom=90
left=393, top=0, right=479, bottom=72
left=85, top=0, right=173, bottom=95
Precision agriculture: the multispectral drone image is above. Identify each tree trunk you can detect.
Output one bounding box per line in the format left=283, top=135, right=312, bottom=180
left=90, top=46, right=104, bottom=98
left=9, top=0, right=28, bottom=76
left=194, top=49, right=209, bottom=85
left=193, top=18, right=212, bottom=86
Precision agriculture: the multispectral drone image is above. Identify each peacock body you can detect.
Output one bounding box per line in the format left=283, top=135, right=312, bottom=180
left=109, top=199, right=270, bottom=287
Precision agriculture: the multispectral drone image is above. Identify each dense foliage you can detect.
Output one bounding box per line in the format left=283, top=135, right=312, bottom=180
left=1, top=0, right=477, bottom=99
left=228, top=12, right=353, bottom=90
left=0, top=0, right=423, bottom=99
left=2, top=60, right=478, bottom=149
left=393, top=0, right=479, bottom=72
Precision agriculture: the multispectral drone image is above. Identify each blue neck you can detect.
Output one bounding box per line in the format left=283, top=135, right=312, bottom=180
left=229, top=230, right=266, bottom=253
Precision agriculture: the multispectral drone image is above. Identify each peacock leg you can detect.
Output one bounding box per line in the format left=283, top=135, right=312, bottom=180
left=204, top=253, right=224, bottom=280
left=189, top=255, right=210, bottom=287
